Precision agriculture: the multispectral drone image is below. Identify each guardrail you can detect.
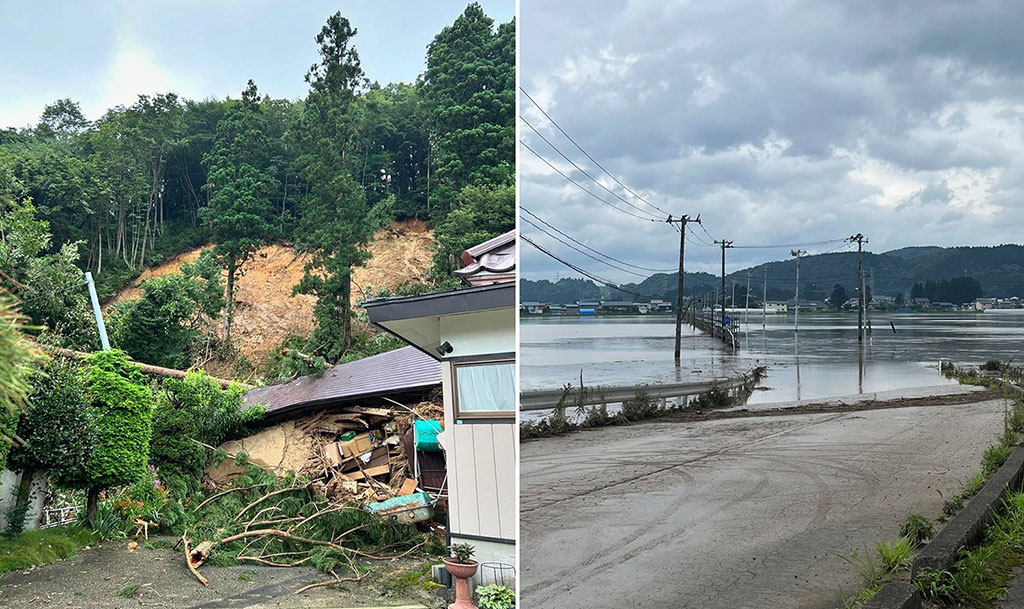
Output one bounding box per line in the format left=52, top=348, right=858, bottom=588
left=690, top=309, right=739, bottom=349
left=520, top=374, right=752, bottom=412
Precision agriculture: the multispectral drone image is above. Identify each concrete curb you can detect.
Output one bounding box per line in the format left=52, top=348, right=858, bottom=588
left=861, top=443, right=1024, bottom=609
left=911, top=443, right=1024, bottom=578
left=863, top=583, right=920, bottom=609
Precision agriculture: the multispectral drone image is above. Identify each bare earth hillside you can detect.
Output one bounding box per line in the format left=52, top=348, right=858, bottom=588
left=107, top=220, right=434, bottom=370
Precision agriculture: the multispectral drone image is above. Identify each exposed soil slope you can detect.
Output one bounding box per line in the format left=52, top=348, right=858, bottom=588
left=107, top=220, right=434, bottom=369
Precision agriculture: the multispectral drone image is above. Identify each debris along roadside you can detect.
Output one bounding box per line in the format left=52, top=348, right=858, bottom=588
left=182, top=392, right=448, bottom=593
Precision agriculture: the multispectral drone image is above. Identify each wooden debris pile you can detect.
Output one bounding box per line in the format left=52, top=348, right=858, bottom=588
left=207, top=392, right=445, bottom=510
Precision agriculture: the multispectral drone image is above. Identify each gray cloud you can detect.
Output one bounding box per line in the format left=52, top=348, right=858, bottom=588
left=520, top=0, right=1024, bottom=281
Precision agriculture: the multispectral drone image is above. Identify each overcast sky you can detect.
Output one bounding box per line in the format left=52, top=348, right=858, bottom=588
left=0, top=0, right=513, bottom=128
left=519, top=0, right=1024, bottom=281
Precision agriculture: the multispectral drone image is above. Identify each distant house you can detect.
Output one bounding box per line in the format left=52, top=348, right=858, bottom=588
left=786, top=298, right=820, bottom=312
left=600, top=301, right=638, bottom=313
left=364, top=230, right=516, bottom=580
left=520, top=301, right=546, bottom=314
left=649, top=299, right=673, bottom=313
left=912, top=298, right=932, bottom=308
left=873, top=295, right=895, bottom=305
left=764, top=301, right=788, bottom=313
left=975, top=298, right=996, bottom=311
left=934, top=302, right=956, bottom=311
left=547, top=304, right=567, bottom=315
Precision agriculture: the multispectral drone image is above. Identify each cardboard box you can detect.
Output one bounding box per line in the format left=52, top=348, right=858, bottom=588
left=339, top=433, right=373, bottom=458
left=324, top=442, right=344, bottom=467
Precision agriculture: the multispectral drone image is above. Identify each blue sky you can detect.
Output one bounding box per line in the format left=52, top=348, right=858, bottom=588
left=0, top=0, right=514, bottom=128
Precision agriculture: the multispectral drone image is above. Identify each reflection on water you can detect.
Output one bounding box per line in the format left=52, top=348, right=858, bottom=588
left=520, top=311, right=1024, bottom=403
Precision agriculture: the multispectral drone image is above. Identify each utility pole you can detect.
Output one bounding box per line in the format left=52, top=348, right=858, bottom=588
left=850, top=233, right=868, bottom=342
left=744, top=271, right=751, bottom=326
left=762, top=268, right=767, bottom=331
left=84, top=271, right=110, bottom=351
left=668, top=214, right=701, bottom=362
left=790, top=250, right=805, bottom=333
left=715, top=240, right=733, bottom=331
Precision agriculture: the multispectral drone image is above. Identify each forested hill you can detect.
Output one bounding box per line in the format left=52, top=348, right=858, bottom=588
left=0, top=3, right=514, bottom=382
left=523, top=244, right=1024, bottom=303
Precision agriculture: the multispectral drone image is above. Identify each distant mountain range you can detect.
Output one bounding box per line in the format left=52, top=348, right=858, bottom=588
left=522, top=244, right=1024, bottom=304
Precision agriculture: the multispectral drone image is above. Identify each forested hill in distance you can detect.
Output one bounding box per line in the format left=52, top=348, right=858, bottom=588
left=521, top=244, right=1024, bottom=303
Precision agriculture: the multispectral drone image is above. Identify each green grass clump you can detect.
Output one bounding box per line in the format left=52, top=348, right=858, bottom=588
left=900, top=514, right=935, bottom=546
left=983, top=444, right=1015, bottom=477
left=119, top=583, right=140, bottom=598
left=0, top=526, right=96, bottom=575
left=915, top=491, right=1024, bottom=607
left=876, top=537, right=915, bottom=572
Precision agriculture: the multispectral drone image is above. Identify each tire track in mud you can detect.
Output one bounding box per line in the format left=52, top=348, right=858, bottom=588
left=523, top=414, right=848, bottom=604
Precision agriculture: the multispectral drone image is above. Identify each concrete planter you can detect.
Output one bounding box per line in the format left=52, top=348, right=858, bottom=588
left=443, top=558, right=479, bottom=608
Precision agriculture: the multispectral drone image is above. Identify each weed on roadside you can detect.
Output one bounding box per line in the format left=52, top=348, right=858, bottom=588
left=914, top=491, right=1024, bottom=607
left=900, top=514, right=935, bottom=546
left=119, top=583, right=140, bottom=598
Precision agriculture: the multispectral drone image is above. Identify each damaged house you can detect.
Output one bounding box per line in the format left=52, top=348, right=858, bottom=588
left=364, top=230, right=517, bottom=580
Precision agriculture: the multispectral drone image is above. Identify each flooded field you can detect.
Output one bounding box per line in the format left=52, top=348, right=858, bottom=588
left=520, top=311, right=1024, bottom=403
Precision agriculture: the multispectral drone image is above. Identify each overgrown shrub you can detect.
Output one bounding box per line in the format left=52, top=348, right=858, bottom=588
left=981, top=359, right=1003, bottom=372
left=620, top=389, right=659, bottom=421
left=77, top=350, right=155, bottom=522
left=150, top=371, right=265, bottom=500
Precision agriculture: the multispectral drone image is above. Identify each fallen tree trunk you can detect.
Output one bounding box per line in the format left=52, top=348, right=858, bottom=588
left=40, top=345, right=248, bottom=390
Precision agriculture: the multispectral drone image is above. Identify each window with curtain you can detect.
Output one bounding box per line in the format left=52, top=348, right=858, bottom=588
left=454, top=360, right=516, bottom=419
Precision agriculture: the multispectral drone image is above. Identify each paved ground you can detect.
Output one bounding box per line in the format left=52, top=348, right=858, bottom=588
left=521, top=389, right=1008, bottom=609
left=0, top=541, right=436, bottom=608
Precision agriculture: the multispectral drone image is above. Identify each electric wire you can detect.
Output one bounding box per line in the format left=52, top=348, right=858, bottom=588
left=521, top=234, right=643, bottom=298
left=520, top=140, right=660, bottom=222
left=520, top=206, right=676, bottom=273
left=520, top=216, right=651, bottom=278
left=519, top=115, right=662, bottom=220
left=519, top=87, right=672, bottom=217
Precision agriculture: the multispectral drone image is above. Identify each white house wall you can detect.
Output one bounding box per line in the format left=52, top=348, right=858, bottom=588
left=439, top=309, right=515, bottom=357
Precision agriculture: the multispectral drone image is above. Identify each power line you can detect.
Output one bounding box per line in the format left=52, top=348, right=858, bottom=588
left=519, top=115, right=662, bottom=220
left=521, top=207, right=676, bottom=273
left=520, top=216, right=651, bottom=278
left=521, top=234, right=644, bottom=298
left=519, top=87, right=671, bottom=217
left=520, top=140, right=660, bottom=223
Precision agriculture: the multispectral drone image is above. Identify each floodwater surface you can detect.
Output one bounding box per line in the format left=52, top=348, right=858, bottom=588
left=520, top=311, right=1024, bottom=403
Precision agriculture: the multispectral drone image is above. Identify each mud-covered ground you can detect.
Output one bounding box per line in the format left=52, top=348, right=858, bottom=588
left=521, top=386, right=1009, bottom=609
left=0, top=540, right=439, bottom=608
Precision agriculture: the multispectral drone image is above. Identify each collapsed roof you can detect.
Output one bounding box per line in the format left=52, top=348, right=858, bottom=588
left=244, top=345, right=440, bottom=417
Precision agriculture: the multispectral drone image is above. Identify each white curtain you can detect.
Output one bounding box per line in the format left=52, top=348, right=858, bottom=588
left=456, top=362, right=516, bottom=413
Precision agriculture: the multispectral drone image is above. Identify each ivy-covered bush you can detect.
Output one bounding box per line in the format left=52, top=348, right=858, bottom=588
left=150, top=371, right=264, bottom=499
left=80, top=350, right=155, bottom=521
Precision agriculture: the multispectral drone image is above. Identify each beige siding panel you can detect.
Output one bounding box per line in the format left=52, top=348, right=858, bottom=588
left=452, top=424, right=481, bottom=535
left=492, top=423, right=516, bottom=540
left=469, top=424, right=501, bottom=539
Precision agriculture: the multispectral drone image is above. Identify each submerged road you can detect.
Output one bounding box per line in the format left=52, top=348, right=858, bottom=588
left=520, top=386, right=1004, bottom=609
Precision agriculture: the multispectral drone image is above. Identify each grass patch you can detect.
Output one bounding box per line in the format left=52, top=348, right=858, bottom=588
left=900, top=514, right=936, bottom=546
left=119, top=583, right=140, bottom=598
left=914, top=491, right=1024, bottom=607
left=0, top=526, right=96, bottom=575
